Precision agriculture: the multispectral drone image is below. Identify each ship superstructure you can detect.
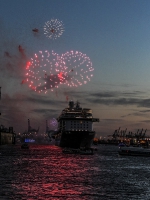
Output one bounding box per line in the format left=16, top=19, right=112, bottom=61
left=57, top=101, right=99, bottom=149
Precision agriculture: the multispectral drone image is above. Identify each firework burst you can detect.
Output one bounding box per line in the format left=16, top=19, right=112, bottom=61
left=43, top=19, right=64, bottom=40
left=49, top=118, right=58, bottom=129
left=25, top=50, right=94, bottom=94
left=25, top=50, right=67, bottom=93
left=61, top=50, right=94, bottom=87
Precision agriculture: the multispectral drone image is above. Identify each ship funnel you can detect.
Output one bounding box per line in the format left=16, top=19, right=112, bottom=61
left=69, top=101, right=74, bottom=109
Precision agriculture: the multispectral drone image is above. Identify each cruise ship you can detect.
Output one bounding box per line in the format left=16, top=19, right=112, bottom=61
left=56, top=101, right=99, bottom=149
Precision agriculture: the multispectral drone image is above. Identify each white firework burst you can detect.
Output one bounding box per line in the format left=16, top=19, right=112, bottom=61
left=43, top=19, right=64, bottom=40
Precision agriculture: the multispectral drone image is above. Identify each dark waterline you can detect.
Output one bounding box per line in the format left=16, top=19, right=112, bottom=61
left=0, top=144, right=150, bottom=200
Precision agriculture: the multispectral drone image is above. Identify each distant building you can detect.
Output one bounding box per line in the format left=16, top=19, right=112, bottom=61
left=0, top=125, right=16, bottom=145
left=21, top=119, right=41, bottom=143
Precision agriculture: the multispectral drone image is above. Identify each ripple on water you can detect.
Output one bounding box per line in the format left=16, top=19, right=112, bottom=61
left=0, top=144, right=150, bottom=199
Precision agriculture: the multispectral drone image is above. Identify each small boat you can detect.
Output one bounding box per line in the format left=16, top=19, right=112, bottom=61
left=62, top=148, right=94, bottom=155
left=80, top=149, right=94, bottom=155
left=21, top=143, right=29, bottom=149
left=62, top=148, right=80, bottom=154
left=118, top=142, right=126, bottom=147
left=118, top=146, right=150, bottom=157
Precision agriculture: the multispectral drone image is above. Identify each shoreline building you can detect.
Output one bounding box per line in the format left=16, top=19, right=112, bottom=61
left=0, top=125, right=16, bottom=145
left=22, top=119, right=40, bottom=143
left=0, top=87, right=16, bottom=145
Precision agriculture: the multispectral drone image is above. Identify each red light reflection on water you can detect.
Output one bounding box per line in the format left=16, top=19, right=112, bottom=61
left=10, top=144, right=93, bottom=199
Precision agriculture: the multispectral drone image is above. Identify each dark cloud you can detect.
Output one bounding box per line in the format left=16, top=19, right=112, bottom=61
left=92, top=91, right=118, bottom=98
left=27, top=96, right=57, bottom=105
left=121, top=109, right=150, bottom=118
left=140, top=110, right=150, bottom=113
left=32, top=108, right=58, bottom=115
left=101, top=118, right=123, bottom=122
left=85, top=90, right=150, bottom=108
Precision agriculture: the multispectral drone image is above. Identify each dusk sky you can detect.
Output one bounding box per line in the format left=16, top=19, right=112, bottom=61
left=1, top=0, right=150, bottom=137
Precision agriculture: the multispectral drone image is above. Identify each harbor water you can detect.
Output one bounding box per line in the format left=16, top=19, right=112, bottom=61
left=0, top=144, right=150, bottom=200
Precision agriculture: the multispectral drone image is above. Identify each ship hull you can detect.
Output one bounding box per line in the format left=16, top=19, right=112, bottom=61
left=59, top=131, right=95, bottom=149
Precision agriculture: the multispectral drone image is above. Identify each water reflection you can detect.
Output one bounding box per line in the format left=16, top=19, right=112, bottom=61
left=0, top=144, right=150, bottom=199
left=1, top=145, right=95, bottom=199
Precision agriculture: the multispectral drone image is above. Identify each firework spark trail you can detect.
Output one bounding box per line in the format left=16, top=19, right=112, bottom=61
left=4, top=51, right=11, bottom=58
left=32, top=28, right=39, bottom=33
left=43, top=19, right=64, bottom=40
left=18, top=45, right=26, bottom=58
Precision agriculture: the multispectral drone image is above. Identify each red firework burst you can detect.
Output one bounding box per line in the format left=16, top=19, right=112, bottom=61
left=25, top=50, right=67, bottom=93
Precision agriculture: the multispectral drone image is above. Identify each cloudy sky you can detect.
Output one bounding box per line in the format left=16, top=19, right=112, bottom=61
left=1, top=0, right=150, bottom=137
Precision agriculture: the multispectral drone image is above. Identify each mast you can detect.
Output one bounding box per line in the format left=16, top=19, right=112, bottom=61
left=28, top=119, right=30, bottom=132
